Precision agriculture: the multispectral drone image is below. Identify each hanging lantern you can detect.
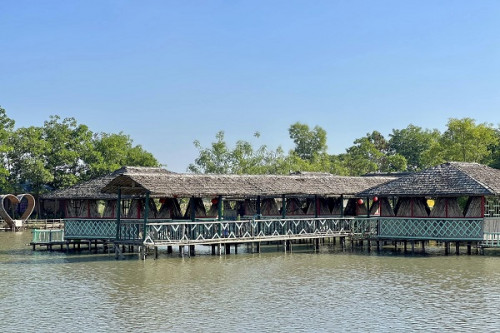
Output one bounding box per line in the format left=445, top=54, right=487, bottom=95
left=357, top=199, right=364, bottom=205
left=373, top=196, right=379, bottom=202
left=211, top=198, right=218, bottom=205
left=159, top=198, right=167, bottom=204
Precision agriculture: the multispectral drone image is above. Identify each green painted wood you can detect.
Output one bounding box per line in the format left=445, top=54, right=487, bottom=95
left=378, top=218, right=483, bottom=241
left=115, top=189, right=121, bottom=240
left=143, top=192, right=150, bottom=241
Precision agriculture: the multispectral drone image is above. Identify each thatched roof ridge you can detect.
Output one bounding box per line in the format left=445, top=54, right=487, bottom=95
left=357, top=162, right=500, bottom=197
left=101, top=172, right=396, bottom=198
left=41, top=166, right=173, bottom=200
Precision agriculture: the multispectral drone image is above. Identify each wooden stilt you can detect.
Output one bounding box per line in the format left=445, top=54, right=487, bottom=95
left=445, top=242, right=449, bottom=255
left=421, top=240, right=425, bottom=253
left=234, top=244, right=238, bottom=254
left=154, top=246, right=158, bottom=259
left=376, top=240, right=381, bottom=252
left=411, top=241, right=415, bottom=254
left=455, top=242, right=460, bottom=255
left=167, top=246, right=172, bottom=254
left=189, top=245, right=195, bottom=257
left=179, top=246, right=184, bottom=257
left=467, top=242, right=472, bottom=255
left=225, top=244, right=230, bottom=255
left=403, top=241, right=407, bottom=253
left=256, top=242, right=261, bottom=253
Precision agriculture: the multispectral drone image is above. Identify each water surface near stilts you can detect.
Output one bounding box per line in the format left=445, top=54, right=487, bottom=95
left=1, top=232, right=500, bottom=332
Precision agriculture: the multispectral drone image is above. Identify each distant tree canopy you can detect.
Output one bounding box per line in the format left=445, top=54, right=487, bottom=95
left=0, top=107, right=159, bottom=194
left=2, top=104, right=499, bottom=195
left=190, top=119, right=500, bottom=176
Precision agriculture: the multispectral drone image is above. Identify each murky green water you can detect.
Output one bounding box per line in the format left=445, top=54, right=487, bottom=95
left=1, top=232, right=500, bottom=332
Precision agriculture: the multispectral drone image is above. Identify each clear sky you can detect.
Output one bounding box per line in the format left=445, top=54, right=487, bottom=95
left=1, top=1, right=499, bottom=172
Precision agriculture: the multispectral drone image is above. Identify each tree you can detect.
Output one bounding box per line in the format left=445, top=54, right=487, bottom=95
left=42, top=116, right=96, bottom=189
left=188, top=131, right=286, bottom=174
left=389, top=124, right=441, bottom=170
left=88, top=132, right=159, bottom=178
left=490, top=126, right=500, bottom=169
left=288, top=122, right=327, bottom=161
left=0, top=106, right=15, bottom=192
left=344, top=131, right=407, bottom=175
left=7, top=126, right=53, bottom=194
left=440, top=118, right=497, bottom=163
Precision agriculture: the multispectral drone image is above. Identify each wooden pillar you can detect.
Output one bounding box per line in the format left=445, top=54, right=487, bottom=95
left=376, top=240, right=381, bottom=252
left=256, top=196, right=261, bottom=217
left=403, top=240, right=407, bottom=253
left=179, top=246, right=184, bottom=257
left=445, top=242, right=449, bottom=255
left=225, top=243, right=231, bottom=255
left=467, top=242, right=472, bottom=255
left=189, top=245, right=195, bottom=257
left=115, top=189, right=122, bottom=240
left=421, top=240, right=425, bottom=253
left=211, top=244, right=216, bottom=255
left=167, top=246, right=172, bottom=254
left=315, top=238, right=320, bottom=251
left=217, top=195, right=223, bottom=221
left=143, top=191, right=150, bottom=242
left=234, top=244, right=238, bottom=254
left=281, top=194, right=286, bottom=219
left=411, top=241, right=415, bottom=254
left=256, top=242, right=261, bottom=253
left=154, top=246, right=158, bottom=259
left=190, top=196, right=196, bottom=221
left=340, top=195, right=344, bottom=217
left=455, top=242, right=460, bottom=255
left=394, top=241, right=397, bottom=251
left=314, top=195, right=319, bottom=218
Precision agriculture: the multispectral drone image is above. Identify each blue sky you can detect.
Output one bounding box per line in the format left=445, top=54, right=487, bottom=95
left=1, top=1, right=499, bottom=172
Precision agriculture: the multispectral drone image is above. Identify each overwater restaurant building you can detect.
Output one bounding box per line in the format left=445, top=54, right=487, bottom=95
left=38, top=162, right=500, bottom=249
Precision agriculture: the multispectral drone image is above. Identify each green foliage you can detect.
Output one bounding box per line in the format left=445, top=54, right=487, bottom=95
left=0, top=106, right=15, bottom=191
left=288, top=122, right=327, bottom=160
left=0, top=107, right=159, bottom=193
left=188, top=131, right=286, bottom=174
left=389, top=124, right=441, bottom=170
left=343, top=131, right=407, bottom=175
left=439, top=118, right=497, bottom=163
left=88, top=132, right=159, bottom=179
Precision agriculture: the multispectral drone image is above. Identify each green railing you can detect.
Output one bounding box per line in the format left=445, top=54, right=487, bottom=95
left=140, top=217, right=365, bottom=245
left=32, top=229, right=65, bottom=243
left=64, top=219, right=117, bottom=239
left=378, top=217, right=484, bottom=241
left=62, top=217, right=486, bottom=243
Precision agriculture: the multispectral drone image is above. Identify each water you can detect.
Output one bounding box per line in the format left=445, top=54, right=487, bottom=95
left=1, top=233, right=500, bottom=332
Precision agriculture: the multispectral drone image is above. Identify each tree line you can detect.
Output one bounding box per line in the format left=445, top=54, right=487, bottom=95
left=1, top=105, right=499, bottom=196
left=0, top=106, right=159, bottom=195
left=189, top=118, right=500, bottom=175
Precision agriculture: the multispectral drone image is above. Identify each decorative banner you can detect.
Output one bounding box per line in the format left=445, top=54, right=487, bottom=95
left=0, top=194, right=36, bottom=229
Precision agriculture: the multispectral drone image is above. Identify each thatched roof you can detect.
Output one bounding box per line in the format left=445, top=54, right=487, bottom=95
left=358, top=162, right=500, bottom=197
left=101, top=172, right=395, bottom=198
left=41, top=166, right=174, bottom=200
